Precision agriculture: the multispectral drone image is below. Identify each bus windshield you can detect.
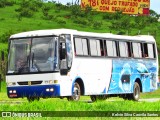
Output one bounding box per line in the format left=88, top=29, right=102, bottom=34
left=7, top=36, right=59, bottom=74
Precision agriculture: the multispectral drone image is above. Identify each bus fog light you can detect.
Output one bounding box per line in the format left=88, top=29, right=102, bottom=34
left=13, top=90, right=16, bottom=93
left=49, top=80, right=53, bottom=84
left=45, top=81, right=48, bottom=84
left=54, top=80, right=58, bottom=84
left=46, top=88, right=49, bottom=92
left=9, top=90, right=13, bottom=93
left=7, top=82, right=16, bottom=86
left=50, top=88, right=54, bottom=92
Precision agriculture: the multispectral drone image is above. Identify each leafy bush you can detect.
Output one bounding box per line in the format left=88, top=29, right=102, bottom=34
left=19, top=8, right=34, bottom=18
left=0, top=18, right=5, bottom=21
left=146, top=16, right=158, bottom=23
left=0, top=30, right=13, bottom=43
left=73, top=17, right=90, bottom=26
left=0, top=0, right=15, bottom=8
left=56, top=17, right=66, bottom=24
left=42, top=15, right=54, bottom=20
left=0, top=1, right=5, bottom=8
left=117, top=31, right=126, bottom=35
left=84, top=5, right=92, bottom=16
left=5, top=0, right=15, bottom=6
left=70, top=5, right=85, bottom=17
left=103, top=13, right=113, bottom=20
left=112, top=11, right=123, bottom=20
left=134, top=16, right=147, bottom=30
left=93, top=21, right=102, bottom=29
left=15, top=0, right=43, bottom=18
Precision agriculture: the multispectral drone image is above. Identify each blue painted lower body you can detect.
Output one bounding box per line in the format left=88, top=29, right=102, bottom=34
left=7, top=85, right=60, bottom=98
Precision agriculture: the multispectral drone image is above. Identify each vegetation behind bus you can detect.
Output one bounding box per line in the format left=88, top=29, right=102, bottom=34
left=0, top=0, right=160, bottom=81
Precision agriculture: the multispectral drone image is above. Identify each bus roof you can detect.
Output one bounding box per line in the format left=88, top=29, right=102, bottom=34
left=10, top=28, right=155, bottom=42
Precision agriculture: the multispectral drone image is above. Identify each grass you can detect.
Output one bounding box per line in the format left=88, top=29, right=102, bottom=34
left=141, top=88, right=160, bottom=99
left=0, top=98, right=160, bottom=111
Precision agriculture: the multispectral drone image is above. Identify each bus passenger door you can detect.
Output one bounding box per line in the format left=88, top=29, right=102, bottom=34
left=59, top=35, right=68, bottom=75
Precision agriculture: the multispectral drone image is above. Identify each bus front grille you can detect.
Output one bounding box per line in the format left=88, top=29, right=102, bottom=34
left=17, top=81, right=43, bottom=85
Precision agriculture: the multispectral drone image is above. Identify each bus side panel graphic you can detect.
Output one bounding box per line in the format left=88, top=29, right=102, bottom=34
left=107, top=59, right=157, bottom=94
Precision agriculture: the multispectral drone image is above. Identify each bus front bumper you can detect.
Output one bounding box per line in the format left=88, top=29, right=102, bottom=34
left=7, top=85, right=60, bottom=98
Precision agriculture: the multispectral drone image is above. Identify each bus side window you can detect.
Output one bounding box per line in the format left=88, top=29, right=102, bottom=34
left=100, top=40, right=104, bottom=56
left=127, top=42, right=133, bottom=57
left=140, top=43, right=144, bottom=58
left=132, top=42, right=142, bottom=58
left=143, top=43, right=149, bottom=58
left=90, top=39, right=101, bottom=56
left=119, top=41, right=128, bottom=57
left=104, top=40, right=107, bottom=56
left=148, top=43, right=155, bottom=58
left=106, top=41, right=117, bottom=57
left=74, top=38, right=83, bottom=56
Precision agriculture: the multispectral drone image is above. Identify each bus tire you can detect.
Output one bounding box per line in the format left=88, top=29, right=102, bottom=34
left=90, top=95, right=108, bottom=102
left=90, top=95, right=97, bottom=102
left=122, top=94, right=132, bottom=100
left=131, top=82, right=140, bottom=101
left=98, top=95, right=108, bottom=100
left=67, top=82, right=81, bottom=101
left=27, top=96, right=40, bottom=102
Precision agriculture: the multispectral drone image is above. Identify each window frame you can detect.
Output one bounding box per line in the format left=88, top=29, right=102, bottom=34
left=73, top=35, right=157, bottom=60
left=105, top=40, right=119, bottom=58
left=132, top=42, right=142, bottom=58
left=119, top=41, right=129, bottom=58
left=141, top=42, right=156, bottom=59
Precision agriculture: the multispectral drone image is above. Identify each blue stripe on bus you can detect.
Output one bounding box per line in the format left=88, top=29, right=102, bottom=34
left=7, top=85, right=60, bottom=98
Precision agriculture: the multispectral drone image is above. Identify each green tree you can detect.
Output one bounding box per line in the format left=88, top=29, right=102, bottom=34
left=150, top=9, right=158, bottom=17
left=134, top=16, right=146, bottom=34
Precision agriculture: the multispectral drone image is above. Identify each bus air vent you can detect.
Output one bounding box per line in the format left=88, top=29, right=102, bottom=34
left=17, top=81, right=43, bottom=85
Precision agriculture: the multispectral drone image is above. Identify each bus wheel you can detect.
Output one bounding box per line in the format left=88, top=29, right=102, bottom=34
left=90, top=95, right=108, bottom=102
left=131, top=82, right=140, bottom=101
left=67, top=82, right=81, bottom=101
left=98, top=95, right=108, bottom=100
left=90, top=95, right=97, bottom=102
left=122, top=94, right=132, bottom=100
left=27, top=96, right=40, bottom=102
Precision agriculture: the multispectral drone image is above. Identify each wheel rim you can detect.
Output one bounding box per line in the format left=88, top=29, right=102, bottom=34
left=134, top=86, right=140, bottom=99
left=73, top=84, right=80, bottom=100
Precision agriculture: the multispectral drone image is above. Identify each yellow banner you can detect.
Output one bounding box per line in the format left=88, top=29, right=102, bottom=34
left=81, top=0, right=150, bottom=15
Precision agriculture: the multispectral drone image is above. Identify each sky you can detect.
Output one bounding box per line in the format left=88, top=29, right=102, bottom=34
left=49, top=0, right=160, bottom=14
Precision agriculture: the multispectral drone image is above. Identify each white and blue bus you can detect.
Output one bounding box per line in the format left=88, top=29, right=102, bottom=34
left=6, top=29, right=158, bottom=102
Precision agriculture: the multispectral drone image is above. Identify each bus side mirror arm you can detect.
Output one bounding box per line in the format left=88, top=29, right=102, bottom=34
left=60, top=47, right=66, bottom=60
left=59, top=42, right=68, bottom=75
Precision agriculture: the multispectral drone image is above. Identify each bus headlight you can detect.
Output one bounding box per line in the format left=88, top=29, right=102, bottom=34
left=50, top=88, right=54, bottom=92
left=49, top=80, right=53, bottom=84
left=9, top=90, right=17, bottom=93
left=45, top=81, right=49, bottom=84
left=46, top=88, right=54, bottom=92
left=13, top=90, right=16, bottom=93
left=46, top=89, right=49, bottom=92
left=7, top=82, right=16, bottom=86
left=9, top=90, right=13, bottom=93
